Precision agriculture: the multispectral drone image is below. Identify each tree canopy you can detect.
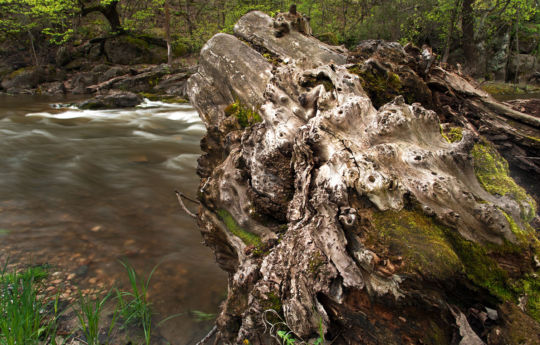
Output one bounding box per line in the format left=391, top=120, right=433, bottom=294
left=0, top=0, right=538, bottom=76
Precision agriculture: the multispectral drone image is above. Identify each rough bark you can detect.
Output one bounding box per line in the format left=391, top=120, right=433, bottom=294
left=188, top=11, right=540, bottom=345
left=81, top=0, right=122, bottom=33
left=462, top=0, right=476, bottom=76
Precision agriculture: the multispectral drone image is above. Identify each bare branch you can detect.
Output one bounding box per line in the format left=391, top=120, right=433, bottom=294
left=175, top=190, right=197, bottom=218
left=195, top=325, right=217, bottom=345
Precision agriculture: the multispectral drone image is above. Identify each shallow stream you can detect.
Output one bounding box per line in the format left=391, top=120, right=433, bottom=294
left=0, top=95, right=226, bottom=344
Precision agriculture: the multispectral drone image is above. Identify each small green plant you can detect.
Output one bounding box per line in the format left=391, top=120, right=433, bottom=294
left=0, top=263, right=60, bottom=345
left=263, top=309, right=325, bottom=345
left=224, top=100, right=263, bottom=128
left=116, top=261, right=157, bottom=345
left=191, top=310, right=216, bottom=322
left=75, top=290, right=117, bottom=345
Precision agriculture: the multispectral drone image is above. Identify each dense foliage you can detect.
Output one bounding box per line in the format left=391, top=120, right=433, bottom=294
left=0, top=0, right=538, bottom=75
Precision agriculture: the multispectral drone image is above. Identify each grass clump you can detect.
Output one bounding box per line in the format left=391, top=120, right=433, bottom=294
left=76, top=290, right=117, bottom=345
left=471, top=141, right=536, bottom=222
left=0, top=264, right=60, bottom=345
left=224, top=100, right=262, bottom=128
left=217, top=209, right=262, bottom=247
left=116, top=261, right=156, bottom=345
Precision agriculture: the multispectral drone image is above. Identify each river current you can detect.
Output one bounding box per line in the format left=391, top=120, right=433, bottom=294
left=0, top=95, right=226, bottom=344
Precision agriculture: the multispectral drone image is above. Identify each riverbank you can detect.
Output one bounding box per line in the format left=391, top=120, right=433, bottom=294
left=0, top=35, right=198, bottom=104
left=0, top=98, right=225, bottom=344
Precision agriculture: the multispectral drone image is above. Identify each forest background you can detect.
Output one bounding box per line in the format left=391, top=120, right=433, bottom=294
left=0, top=0, right=538, bottom=82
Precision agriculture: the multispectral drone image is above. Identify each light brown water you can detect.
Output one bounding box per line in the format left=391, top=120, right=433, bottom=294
left=0, top=95, right=226, bottom=344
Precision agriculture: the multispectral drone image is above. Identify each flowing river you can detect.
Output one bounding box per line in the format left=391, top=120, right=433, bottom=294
left=0, top=95, right=226, bottom=344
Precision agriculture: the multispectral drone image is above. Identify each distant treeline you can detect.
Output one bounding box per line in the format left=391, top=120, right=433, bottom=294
left=0, top=0, right=538, bottom=77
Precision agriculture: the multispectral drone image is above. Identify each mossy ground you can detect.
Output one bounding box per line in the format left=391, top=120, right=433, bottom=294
left=224, top=100, right=262, bottom=128
left=481, top=81, right=540, bottom=96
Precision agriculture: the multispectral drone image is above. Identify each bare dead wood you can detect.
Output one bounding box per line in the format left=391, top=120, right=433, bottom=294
left=188, top=10, right=540, bottom=345
left=175, top=190, right=197, bottom=218
left=195, top=325, right=217, bottom=345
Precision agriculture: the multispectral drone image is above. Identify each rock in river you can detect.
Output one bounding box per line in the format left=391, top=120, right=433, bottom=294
left=78, top=91, right=142, bottom=109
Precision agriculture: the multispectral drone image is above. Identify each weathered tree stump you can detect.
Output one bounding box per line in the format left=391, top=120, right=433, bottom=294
left=188, top=10, right=540, bottom=345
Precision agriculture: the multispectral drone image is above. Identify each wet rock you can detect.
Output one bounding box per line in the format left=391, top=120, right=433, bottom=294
left=97, top=66, right=129, bottom=83
left=507, top=54, right=538, bottom=84
left=39, top=81, right=66, bottom=95
left=55, top=46, right=72, bottom=66
left=104, top=35, right=167, bottom=65
left=154, top=69, right=196, bottom=97
left=70, top=72, right=97, bottom=94
left=1, top=65, right=65, bottom=92
left=77, top=91, right=142, bottom=109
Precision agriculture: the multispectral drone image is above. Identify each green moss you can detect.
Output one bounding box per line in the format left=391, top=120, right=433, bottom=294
left=316, top=32, right=339, bottom=45
left=8, top=67, right=32, bottom=79
left=224, top=100, right=262, bottom=128
left=348, top=65, right=402, bottom=108
left=300, top=72, right=335, bottom=91
left=424, top=320, right=447, bottom=345
left=148, top=76, right=161, bottom=87
left=514, top=275, right=540, bottom=321
left=79, top=101, right=104, bottom=110
left=443, top=229, right=513, bottom=301
left=471, top=141, right=537, bottom=222
left=217, top=209, right=261, bottom=247
left=370, top=209, right=461, bottom=279
left=440, top=126, right=463, bottom=143
left=370, top=208, right=533, bottom=310
left=481, top=82, right=525, bottom=95
left=261, top=52, right=282, bottom=66
left=308, top=251, right=325, bottom=275
left=265, top=292, right=282, bottom=312
left=123, top=35, right=149, bottom=50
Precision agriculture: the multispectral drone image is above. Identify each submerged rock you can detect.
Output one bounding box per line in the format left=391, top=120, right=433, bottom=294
left=188, top=10, right=540, bottom=345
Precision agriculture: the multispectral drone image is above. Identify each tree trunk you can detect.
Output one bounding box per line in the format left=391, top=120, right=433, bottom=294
left=26, top=29, right=38, bottom=67
left=462, top=0, right=476, bottom=75
left=81, top=0, right=122, bottom=33
left=442, top=0, right=460, bottom=64
left=165, top=0, right=172, bottom=65
left=514, top=5, right=520, bottom=85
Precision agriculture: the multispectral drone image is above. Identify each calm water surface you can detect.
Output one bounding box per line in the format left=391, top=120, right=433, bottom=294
left=0, top=95, right=226, bottom=344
